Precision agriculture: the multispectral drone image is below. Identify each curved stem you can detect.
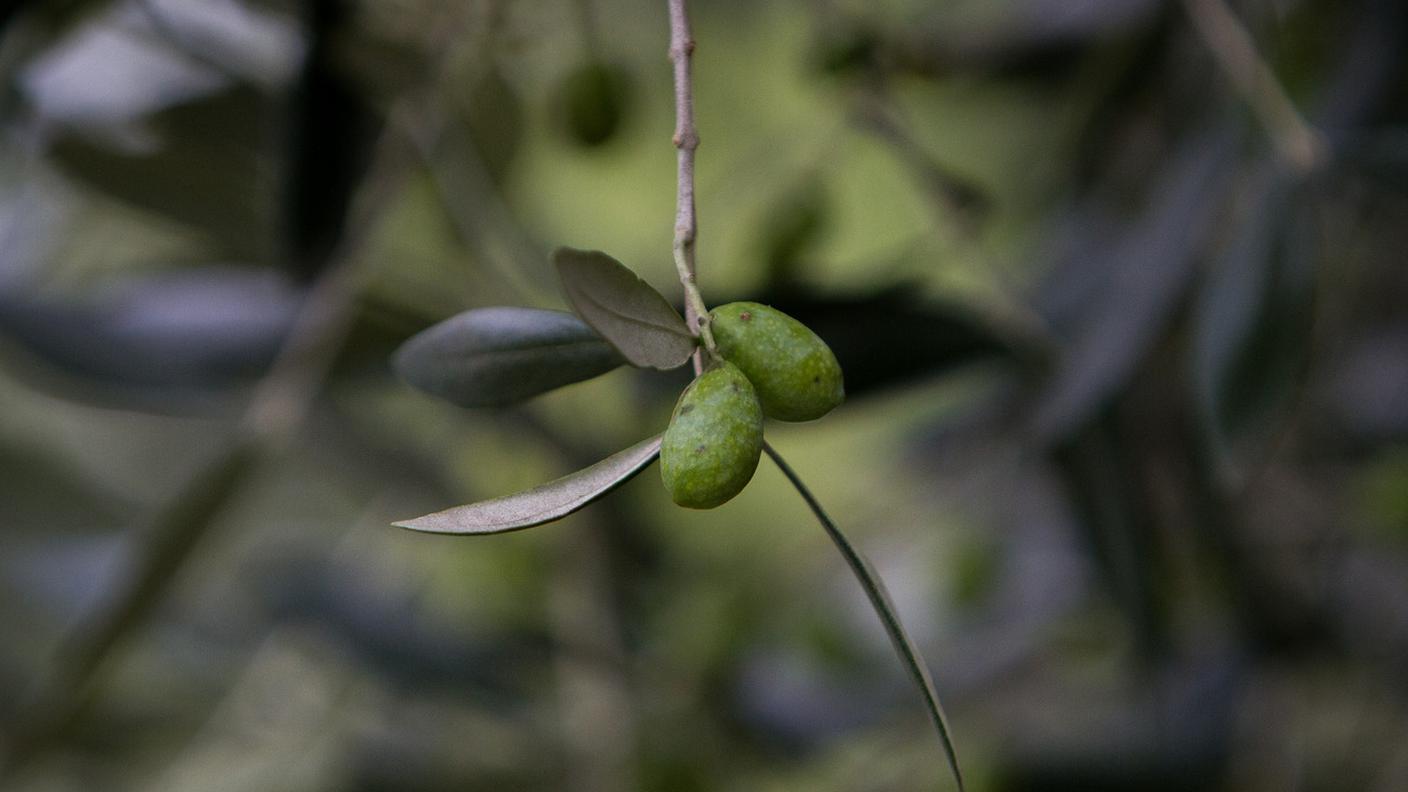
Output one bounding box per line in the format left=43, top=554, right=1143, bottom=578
left=1182, top=0, right=1328, bottom=173
left=764, top=442, right=965, bottom=792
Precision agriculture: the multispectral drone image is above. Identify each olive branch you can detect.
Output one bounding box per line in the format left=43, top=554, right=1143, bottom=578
left=390, top=2, right=965, bottom=788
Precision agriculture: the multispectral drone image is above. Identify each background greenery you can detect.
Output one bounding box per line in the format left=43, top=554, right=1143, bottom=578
left=2, top=0, right=1408, bottom=789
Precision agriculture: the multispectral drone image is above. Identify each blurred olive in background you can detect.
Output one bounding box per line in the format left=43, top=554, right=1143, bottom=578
left=554, top=60, right=633, bottom=148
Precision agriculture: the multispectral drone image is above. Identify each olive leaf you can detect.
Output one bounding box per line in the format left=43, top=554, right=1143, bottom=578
left=47, top=87, right=275, bottom=262
left=1191, top=170, right=1313, bottom=485
left=764, top=443, right=965, bottom=791
left=1031, top=125, right=1238, bottom=443
left=393, top=435, right=662, bottom=535
left=0, top=267, right=300, bottom=390
left=553, top=247, right=695, bottom=370
left=393, top=307, right=625, bottom=408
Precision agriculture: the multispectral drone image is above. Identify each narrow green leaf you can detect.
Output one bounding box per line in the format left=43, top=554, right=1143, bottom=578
left=1032, top=126, right=1238, bottom=443
left=553, top=247, right=695, bottom=370
left=1191, top=168, right=1311, bottom=486
left=394, top=435, right=662, bottom=535
left=48, top=87, right=274, bottom=262
left=393, top=307, right=624, bottom=408
left=764, top=442, right=965, bottom=792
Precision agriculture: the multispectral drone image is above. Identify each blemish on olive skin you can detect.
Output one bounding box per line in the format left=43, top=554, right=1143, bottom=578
left=695, top=444, right=706, bottom=454
left=679, top=404, right=694, bottom=415
left=739, top=311, right=751, bottom=322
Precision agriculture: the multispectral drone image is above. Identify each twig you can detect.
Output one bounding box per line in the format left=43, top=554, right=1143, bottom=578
left=667, top=0, right=714, bottom=372
left=401, top=102, right=551, bottom=306
left=506, top=410, right=640, bottom=791
left=1182, top=0, right=1328, bottom=173
left=764, top=442, right=965, bottom=791
left=0, top=100, right=417, bottom=781
left=851, top=90, right=988, bottom=232
left=548, top=527, right=639, bottom=792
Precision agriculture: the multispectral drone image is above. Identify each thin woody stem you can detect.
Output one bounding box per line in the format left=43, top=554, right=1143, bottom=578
left=667, top=0, right=715, bottom=372
left=1182, top=0, right=1328, bottom=173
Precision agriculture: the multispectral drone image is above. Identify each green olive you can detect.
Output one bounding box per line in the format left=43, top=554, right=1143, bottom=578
left=660, top=361, right=764, bottom=509
left=708, top=302, right=844, bottom=422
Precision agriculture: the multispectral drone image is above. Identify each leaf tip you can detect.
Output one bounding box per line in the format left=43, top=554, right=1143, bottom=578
left=390, top=515, right=436, bottom=533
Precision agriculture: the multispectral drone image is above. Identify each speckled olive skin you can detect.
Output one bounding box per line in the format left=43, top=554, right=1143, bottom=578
left=660, top=361, right=764, bottom=509
left=708, top=302, right=844, bottom=422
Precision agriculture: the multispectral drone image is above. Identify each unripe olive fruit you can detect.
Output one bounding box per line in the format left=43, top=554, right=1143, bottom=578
left=708, top=302, right=845, bottom=422
left=660, top=361, right=764, bottom=509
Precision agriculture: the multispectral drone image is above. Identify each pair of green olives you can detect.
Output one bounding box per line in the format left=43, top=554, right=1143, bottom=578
left=660, top=302, right=844, bottom=509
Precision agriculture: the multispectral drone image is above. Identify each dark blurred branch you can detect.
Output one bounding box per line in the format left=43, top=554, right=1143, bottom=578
left=846, top=84, right=1053, bottom=349
left=1181, top=0, right=1328, bottom=173
left=851, top=91, right=989, bottom=232
left=498, top=409, right=644, bottom=789
left=547, top=527, right=639, bottom=792
left=0, top=96, right=420, bottom=778
left=401, top=106, right=550, bottom=303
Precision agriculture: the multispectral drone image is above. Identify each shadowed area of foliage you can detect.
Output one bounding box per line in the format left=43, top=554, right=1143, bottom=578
left=2, top=1, right=1408, bottom=790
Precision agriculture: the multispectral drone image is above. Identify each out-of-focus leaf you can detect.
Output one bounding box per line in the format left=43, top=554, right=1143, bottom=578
left=460, top=66, right=524, bottom=184
left=392, top=307, right=624, bottom=408
left=6, top=437, right=262, bottom=764
left=1324, top=327, right=1408, bottom=444
left=1191, top=171, right=1286, bottom=478
left=20, top=12, right=225, bottom=127
left=997, top=651, right=1240, bottom=791
left=756, top=180, right=828, bottom=285
left=258, top=554, right=548, bottom=693
left=394, top=434, right=662, bottom=535
left=0, top=443, right=134, bottom=540
left=131, top=0, right=302, bottom=88
left=554, top=248, right=695, bottom=370
left=1050, top=416, right=1168, bottom=659
left=1031, top=125, right=1241, bottom=443
left=987, top=0, right=1160, bottom=47
left=1307, top=0, right=1408, bottom=140
left=1337, top=129, right=1408, bottom=195
left=825, top=0, right=1159, bottom=80
left=47, top=86, right=275, bottom=261
left=18, top=0, right=298, bottom=126
left=854, top=99, right=990, bottom=225
left=0, top=266, right=301, bottom=389
left=281, top=0, right=380, bottom=280
left=1191, top=169, right=1314, bottom=484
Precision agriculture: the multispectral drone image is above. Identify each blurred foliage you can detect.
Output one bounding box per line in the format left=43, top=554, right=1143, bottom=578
left=2, top=0, right=1408, bottom=790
